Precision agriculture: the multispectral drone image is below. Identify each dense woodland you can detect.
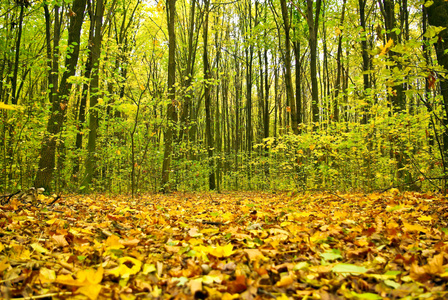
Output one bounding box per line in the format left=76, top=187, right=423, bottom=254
left=1, top=0, right=448, bottom=194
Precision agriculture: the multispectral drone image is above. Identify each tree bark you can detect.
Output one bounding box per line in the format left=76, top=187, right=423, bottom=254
left=11, top=3, right=25, bottom=105
left=334, top=0, right=346, bottom=123
left=34, top=0, right=86, bottom=191
left=307, top=0, right=322, bottom=124
left=279, top=0, right=298, bottom=134
left=161, top=0, right=177, bottom=192
left=81, top=0, right=104, bottom=191
left=426, top=0, right=448, bottom=154
left=203, top=0, right=216, bottom=190
left=359, top=0, right=370, bottom=124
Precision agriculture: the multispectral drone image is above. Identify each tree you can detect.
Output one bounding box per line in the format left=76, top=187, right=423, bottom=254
left=161, top=0, right=177, bottom=192
left=279, top=0, right=298, bottom=134
left=202, top=0, right=216, bottom=190
left=34, top=0, right=87, bottom=191
left=306, top=0, right=322, bottom=124
left=81, top=0, right=104, bottom=191
left=426, top=0, right=448, bottom=158
left=359, top=0, right=370, bottom=124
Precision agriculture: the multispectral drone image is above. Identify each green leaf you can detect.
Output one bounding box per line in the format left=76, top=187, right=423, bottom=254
left=350, top=291, right=382, bottom=300
left=30, top=243, right=49, bottom=254
left=142, top=263, right=156, bottom=275
left=172, top=276, right=189, bottom=286
left=332, top=263, right=368, bottom=274
left=384, top=279, right=400, bottom=289
left=293, top=262, right=309, bottom=271
left=320, top=249, right=343, bottom=261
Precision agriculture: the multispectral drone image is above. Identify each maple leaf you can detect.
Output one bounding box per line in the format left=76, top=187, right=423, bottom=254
left=77, top=284, right=102, bottom=300
left=105, top=234, right=124, bottom=250
left=107, top=257, right=142, bottom=278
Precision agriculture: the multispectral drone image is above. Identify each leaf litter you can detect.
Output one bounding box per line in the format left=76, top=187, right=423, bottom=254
left=1, top=191, right=448, bottom=299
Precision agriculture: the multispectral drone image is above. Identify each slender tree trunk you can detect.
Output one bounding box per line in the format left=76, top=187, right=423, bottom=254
left=34, top=0, right=86, bottom=191
left=161, top=0, right=177, bottom=192
left=178, top=0, right=198, bottom=143
left=82, top=0, right=104, bottom=191
left=203, top=0, right=216, bottom=190
left=279, top=0, right=298, bottom=134
left=359, top=0, right=370, bottom=124
left=334, top=0, right=346, bottom=123
left=11, top=3, right=25, bottom=105
left=379, top=0, right=404, bottom=112
left=307, top=0, right=322, bottom=124
left=74, top=0, right=94, bottom=179
left=293, top=41, right=302, bottom=126
left=426, top=0, right=448, bottom=157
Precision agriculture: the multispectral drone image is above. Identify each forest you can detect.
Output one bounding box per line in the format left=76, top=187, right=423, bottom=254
left=1, top=0, right=447, bottom=194
left=3, top=1, right=448, bottom=299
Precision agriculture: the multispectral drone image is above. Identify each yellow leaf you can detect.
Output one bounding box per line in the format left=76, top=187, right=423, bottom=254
left=105, top=235, right=124, bottom=250
left=209, top=244, right=234, bottom=258
left=418, top=215, right=432, bottom=222
left=309, top=144, right=316, bottom=151
left=142, top=263, right=156, bottom=275
left=244, top=249, right=268, bottom=262
left=56, top=274, right=85, bottom=286
left=276, top=275, right=294, bottom=287
left=379, top=38, right=394, bottom=55
left=222, top=293, right=239, bottom=300
left=277, top=294, right=291, bottom=300
left=335, top=27, right=342, bottom=36
left=109, top=257, right=142, bottom=278
left=403, top=222, right=427, bottom=233
left=11, top=245, right=30, bottom=260
left=0, top=242, right=4, bottom=252
left=77, top=284, right=102, bottom=300
left=39, top=268, right=56, bottom=283
left=354, top=238, right=369, bottom=247
left=0, top=258, right=10, bottom=273
left=151, top=286, right=162, bottom=298
left=88, top=266, right=104, bottom=284
left=0, top=102, right=19, bottom=110
left=46, top=218, right=58, bottom=225
left=31, top=243, right=49, bottom=254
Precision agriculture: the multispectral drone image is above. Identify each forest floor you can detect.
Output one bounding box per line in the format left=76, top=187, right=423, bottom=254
left=1, top=190, right=448, bottom=299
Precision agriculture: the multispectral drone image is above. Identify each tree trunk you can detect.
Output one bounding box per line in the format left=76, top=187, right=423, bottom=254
left=379, top=0, right=405, bottom=112
left=307, top=0, right=322, bottom=124
left=203, top=0, right=216, bottom=190
left=11, top=3, right=25, bottom=105
left=334, top=0, right=346, bottom=123
left=34, top=0, right=86, bottom=191
left=279, top=0, right=298, bottom=134
left=81, top=0, right=104, bottom=191
left=426, top=0, right=448, bottom=154
left=161, top=0, right=177, bottom=192
left=359, top=0, right=370, bottom=124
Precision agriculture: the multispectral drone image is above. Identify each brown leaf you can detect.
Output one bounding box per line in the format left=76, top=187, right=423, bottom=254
left=227, top=275, right=247, bottom=293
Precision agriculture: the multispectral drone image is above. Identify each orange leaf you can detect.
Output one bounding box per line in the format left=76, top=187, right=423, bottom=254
left=227, top=275, right=247, bottom=293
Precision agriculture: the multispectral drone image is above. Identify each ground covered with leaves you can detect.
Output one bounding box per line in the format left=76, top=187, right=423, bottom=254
left=1, top=191, right=448, bottom=299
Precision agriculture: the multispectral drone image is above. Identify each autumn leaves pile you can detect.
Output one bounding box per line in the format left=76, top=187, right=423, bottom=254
left=1, top=191, right=448, bottom=299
